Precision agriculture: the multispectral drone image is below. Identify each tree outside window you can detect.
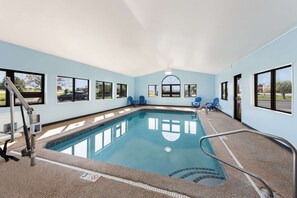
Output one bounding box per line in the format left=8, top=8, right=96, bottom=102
left=255, top=65, right=292, bottom=113
left=0, top=70, right=6, bottom=106
left=184, top=84, right=197, bottom=97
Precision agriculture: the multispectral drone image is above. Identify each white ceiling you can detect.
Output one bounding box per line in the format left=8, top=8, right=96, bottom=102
left=1, top=0, right=297, bottom=77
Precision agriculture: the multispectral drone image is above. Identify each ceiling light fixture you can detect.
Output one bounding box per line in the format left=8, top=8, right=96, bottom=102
left=165, top=66, right=172, bottom=75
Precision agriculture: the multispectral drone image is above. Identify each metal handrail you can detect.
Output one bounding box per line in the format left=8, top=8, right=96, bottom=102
left=199, top=129, right=297, bottom=198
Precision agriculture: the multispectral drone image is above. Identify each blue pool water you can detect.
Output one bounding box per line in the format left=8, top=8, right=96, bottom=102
left=49, top=110, right=225, bottom=185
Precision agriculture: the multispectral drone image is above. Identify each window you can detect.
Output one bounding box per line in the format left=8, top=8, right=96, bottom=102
left=0, top=70, right=6, bottom=106
left=161, top=75, right=181, bottom=97
left=221, top=82, right=228, bottom=100
left=275, top=67, right=292, bottom=112
left=96, top=81, right=112, bottom=99
left=0, top=69, right=45, bottom=107
left=255, top=72, right=271, bottom=108
left=255, top=65, right=292, bottom=113
left=184, top=84, right=197, bottom=97
left=148, top=85, right=158, bottom=97
left=57, top=76, right=89, bottom=102
left=117, top=83, right=127, bottom=98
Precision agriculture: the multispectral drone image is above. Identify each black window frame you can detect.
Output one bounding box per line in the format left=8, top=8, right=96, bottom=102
left=96, top=81, right=113, bottom=99
left=254, top=65, right=292, bottom=114
left=0, top=68, right=45, bottom=107
left=116, top=83, right=127, bottom=98
left=184, top=84, right=197, bottom=98
left=57, top=75, right=89, bottom=103
left=221, top=81, right=228, bottom=100
left=161, top=75, right=181, bottom=97
left=148, top=85, right=158, bottom=97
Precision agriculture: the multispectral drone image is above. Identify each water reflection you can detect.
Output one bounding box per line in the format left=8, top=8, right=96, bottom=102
left=162, top=120, right=181, bottom=141
left=148, top=118, right=158, bottom=130
left=185, top=121, right=197, bottom=134
left=148, top=117, right=198, bottom=142
left=59, top=115, right=199, bottom=158
left=60, top=120, right=128, bottom=158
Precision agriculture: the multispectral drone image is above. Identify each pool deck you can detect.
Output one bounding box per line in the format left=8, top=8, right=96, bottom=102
left=0, top=105, right=293, bottom=198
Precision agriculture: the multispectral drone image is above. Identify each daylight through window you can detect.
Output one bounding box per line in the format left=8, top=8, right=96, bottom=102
left=255, top=65, right=292, bottom=113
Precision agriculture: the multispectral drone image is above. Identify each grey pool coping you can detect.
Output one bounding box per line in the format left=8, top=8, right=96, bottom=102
left=13, top=106, right=261, bottom=197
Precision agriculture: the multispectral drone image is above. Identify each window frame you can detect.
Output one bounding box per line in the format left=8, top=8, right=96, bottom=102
left=96, top=81, right=113, bottom=99
left=148, top=85, right=158, bottom=97
left=0, top=69, right=7, bottom=107
left=221, top=81, right=228, bottom=100
left=116, top=83, right=127, bottom=98
left=161, top=75, right=181, bottom=97
left=57, top=75, right=89, bottom=103
left=254, top=65, right=292, bottom=114
left=184, top=84, right=197, bottom=98
left=0, top=68, right=45, bottom=107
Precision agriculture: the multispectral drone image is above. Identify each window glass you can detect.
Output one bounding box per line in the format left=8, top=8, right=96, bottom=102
left=14, top=72, right=43, bottom=105
left=255, top=65, right=292, bottom=114
left=148, top=85, right=158, bottom=97
left=184, top=84, right=197, bottom=97
left=117, top=83, right=127, bottom=98
left=172, top=85, right=181, bottom=97
left=104, top=82, right=112, bottom=99
left=117, top=84, right=121, bottom=98
left=256, top=72, right=271, bottom=109
left=15, top=97, right=42, bottom=105
left=221, top=82, right=228, bottom=100
left=75, top=79, right=89, bottom=101
left=0, top=69, right=44, bottom=106
left=122, top=84, right=127, bottom=97
left=96, top=81, right=103, bottom=99
left=161, top=75, right=181, bottom=97
left=275, top=67, right=292, bottom=113
left=14, top=72, right=41, bottom=92
left=0, top=71, right=6, bottom=106
left=162, top=75, right=180, bottom=84
left=57, top=77, right=73, bottom=102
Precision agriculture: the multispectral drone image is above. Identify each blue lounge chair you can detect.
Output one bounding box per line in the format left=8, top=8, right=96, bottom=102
left=206, top=98, right=219, bottom=111
left=139, top=95, right=147, bottom=105
left=127, top=96, right=137, bottom=106
left=191, top=97, right=202, bottom=108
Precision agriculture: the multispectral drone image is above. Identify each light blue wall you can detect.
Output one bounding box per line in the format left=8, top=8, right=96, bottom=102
left=135, top=69, right=216, bottom=106
left=215, top=28, right=297, bottom=146
left=0, top=41, right=135, bottom=124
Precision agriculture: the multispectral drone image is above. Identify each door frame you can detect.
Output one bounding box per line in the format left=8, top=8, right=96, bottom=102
left=234, top=74, right=242, bottom=121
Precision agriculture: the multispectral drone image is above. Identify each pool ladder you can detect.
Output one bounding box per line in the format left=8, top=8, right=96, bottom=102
left=199, top=129, right=297, bottom=198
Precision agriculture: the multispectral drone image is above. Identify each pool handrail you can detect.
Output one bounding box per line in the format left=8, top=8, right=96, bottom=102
left=199, top=129, right=297, bottom=198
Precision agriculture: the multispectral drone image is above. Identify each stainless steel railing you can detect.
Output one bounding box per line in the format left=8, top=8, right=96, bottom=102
left=199, top=129, right=297, bottom=198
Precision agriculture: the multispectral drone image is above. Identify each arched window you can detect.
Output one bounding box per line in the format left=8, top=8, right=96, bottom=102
left=161, top=75, right=181, bottom=97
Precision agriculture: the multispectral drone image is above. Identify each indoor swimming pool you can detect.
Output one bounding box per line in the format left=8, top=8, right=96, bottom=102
left=48, top=110, right=226, bottom=186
